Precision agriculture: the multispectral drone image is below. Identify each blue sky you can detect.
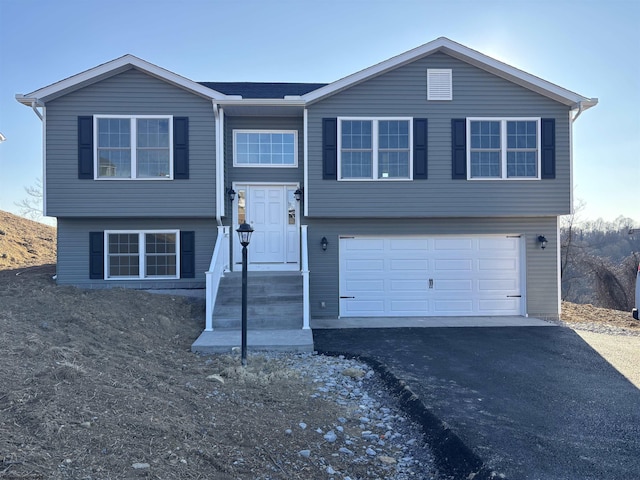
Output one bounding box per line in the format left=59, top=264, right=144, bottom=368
left=1, top=0, right=638, bottom=224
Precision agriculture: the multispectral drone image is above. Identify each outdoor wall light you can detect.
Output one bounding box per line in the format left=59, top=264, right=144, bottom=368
left=227, top=188, right=236, bottom=202
left=294, top=188, right=303, bottom=202
left=321, top=236, right=328, bottom=251
left=537, top=235, right=548, bottom=250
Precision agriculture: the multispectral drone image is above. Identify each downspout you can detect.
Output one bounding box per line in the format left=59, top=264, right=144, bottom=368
left=31, top=100, right=46, bottom=216
left=212, top=101, right=223, bottom=227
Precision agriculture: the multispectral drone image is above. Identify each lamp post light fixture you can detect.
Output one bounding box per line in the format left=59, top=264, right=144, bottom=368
left=236, top=222, right=254, bottom=366
left=537, top=235, right=548, bottom=250
left=294, top=188, right=303, bottom=202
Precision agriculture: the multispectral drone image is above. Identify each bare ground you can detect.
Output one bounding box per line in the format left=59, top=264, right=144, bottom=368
left=1, top=212, right=638, bottom=479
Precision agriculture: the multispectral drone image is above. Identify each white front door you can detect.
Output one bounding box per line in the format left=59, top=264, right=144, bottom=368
left=233, top=184, right=300, bottom=271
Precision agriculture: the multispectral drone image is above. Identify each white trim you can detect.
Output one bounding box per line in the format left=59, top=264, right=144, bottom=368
left=104, top=230, right=180, bottom=280
left=302, top=37, right=597, bottom=110
left=94, top=115, right=173, bottom=180
left=42, top=105, right=47, bottom=216
left=232, top=129, right=298, bottom=167
left=427, top=69, right=452, bottom=101
left=337, top=117, right=413, bottom=181
left=303, top=108, right=309, bottom=216
left=466, top=117, right=541, bottom=180
left=17, top=54, right=225, bottom=102
left=556, top=219, right=562, bottom=317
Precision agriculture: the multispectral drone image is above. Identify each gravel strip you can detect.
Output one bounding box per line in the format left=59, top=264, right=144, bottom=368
left=266, top=353, right=446, bottom=480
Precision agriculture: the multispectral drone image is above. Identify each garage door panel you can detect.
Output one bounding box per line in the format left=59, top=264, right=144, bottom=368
left=478, top=258, right=518, bottom=271
left=433, top=299, right=474, bottom=314
left=478, top=298, right=520, bottom=314
left=434, top=258, right=473, bottom=272
left=339, top=235, right=522, bottom=317
left=390, top=300, right=430, bottom=314
left=435, top=279, right=473, bottom=292
left=345, top=279, right=385, bottom=292
left=346, top=258, right=385, bottom=271
left=478, top=278, right=519, bottom=292
left=434, top=238, right=473, bottom=250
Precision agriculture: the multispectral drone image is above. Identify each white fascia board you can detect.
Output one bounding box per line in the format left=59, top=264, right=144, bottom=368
left=17, top=54, right=226, bottom=103
left=216, top=98, right=306, bottom=107
left=303, top=37, right=597, bottom=109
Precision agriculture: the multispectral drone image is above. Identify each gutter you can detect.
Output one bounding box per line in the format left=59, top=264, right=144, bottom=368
left=571, top=98, right=598, bottom=123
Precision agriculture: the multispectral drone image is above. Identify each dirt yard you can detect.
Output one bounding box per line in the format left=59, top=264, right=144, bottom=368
left=1, top=212, right=638, bottom=479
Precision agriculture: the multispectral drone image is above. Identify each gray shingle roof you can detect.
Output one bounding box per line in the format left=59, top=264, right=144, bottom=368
left=198, top=82, right=327, bottom=99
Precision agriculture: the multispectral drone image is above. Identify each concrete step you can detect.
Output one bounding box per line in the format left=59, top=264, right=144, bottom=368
left=191, top=329, right=314, bottom=354
left=212, top=272, right=303, bottom=330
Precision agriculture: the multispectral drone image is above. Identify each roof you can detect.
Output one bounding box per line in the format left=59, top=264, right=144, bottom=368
left=16, top=38, right=597, bottom=112
left=199, top=82, right=327, bottom=99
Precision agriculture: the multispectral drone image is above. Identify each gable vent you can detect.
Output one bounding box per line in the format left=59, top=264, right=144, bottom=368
left=427, top=69, right=452, bottom=100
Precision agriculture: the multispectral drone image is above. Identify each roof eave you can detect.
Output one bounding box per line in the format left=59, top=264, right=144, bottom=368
left=16, top=54, right=227, bottom=104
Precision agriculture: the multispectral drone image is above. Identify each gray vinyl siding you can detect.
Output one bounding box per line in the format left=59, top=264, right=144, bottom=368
left=306, top=216, right=559, bottom=320
left=56, top=217, right=216, bottom=288
left=45, top=68, right=216, bottom=218
left=307, top=52, right=572, bottom=218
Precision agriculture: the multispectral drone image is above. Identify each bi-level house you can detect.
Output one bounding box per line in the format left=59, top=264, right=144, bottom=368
left=17, top=37, right=596, bottom=350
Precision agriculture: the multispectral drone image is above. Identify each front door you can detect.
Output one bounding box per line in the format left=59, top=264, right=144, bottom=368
left=233, top=184, right=300, bottom=271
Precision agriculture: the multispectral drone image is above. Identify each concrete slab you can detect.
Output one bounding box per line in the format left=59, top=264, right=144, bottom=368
left=311, top=315, right=555, bottom=329
left=191, top=329, right=314, bottom=354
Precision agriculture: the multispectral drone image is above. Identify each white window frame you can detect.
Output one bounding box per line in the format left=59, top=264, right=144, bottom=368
left=233, top=129, right=298, bottom=167
left=104, top=230, right=180, bottom=280
left=337, top=117, right=413, bottom=181
left=94, top=115, right=174, bottom=180
left=466, top=117, right=541, bottom=180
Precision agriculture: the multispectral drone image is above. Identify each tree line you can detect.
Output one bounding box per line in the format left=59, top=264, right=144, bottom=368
left=561, top=206, right=639, bottom=311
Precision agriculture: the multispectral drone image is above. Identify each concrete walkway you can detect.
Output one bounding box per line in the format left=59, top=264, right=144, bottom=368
left=313, top=326, right=640, bottom=480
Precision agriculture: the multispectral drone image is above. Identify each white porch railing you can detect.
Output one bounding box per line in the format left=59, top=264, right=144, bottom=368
left=205, top=225, right=230, bottom=332
left=301, top=225, right=310, bottom=330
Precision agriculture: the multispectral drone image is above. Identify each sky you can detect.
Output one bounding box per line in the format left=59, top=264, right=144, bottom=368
left=0, top=0, right=638, bottom=225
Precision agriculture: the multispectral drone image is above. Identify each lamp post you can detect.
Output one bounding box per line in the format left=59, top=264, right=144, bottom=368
left=236, top=222, right=254, bottom=366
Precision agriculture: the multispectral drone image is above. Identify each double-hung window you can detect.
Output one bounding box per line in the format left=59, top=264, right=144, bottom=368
left=106, top=230, right=179, bottom=279
left=233, top=130, right=297, bottom=167
left=96, top=115, right=173, bottom=179
left=338, top=118, right=412, bottom=180
left=467, top=118, right=540, bottom=179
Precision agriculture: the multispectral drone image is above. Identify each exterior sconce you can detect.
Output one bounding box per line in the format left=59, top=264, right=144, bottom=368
left=227, top=188, right=236, bottom=202
left=537, top=235, right=548, bottom=250
left=294, top=188, right=303, bottom=202
left=321, top=236, right=328, bottom=251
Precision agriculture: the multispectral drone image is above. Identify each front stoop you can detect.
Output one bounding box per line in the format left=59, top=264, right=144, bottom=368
left=191, top=329, right=314, bottom=354
left=191, top=272, right=313, bottom=353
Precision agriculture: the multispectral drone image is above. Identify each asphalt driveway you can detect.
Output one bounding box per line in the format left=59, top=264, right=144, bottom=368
left=313, top=326, right=640, bottom=480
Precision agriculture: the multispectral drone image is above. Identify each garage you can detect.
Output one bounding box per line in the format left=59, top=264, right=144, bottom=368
left=339, top=235, right=523, bottom=317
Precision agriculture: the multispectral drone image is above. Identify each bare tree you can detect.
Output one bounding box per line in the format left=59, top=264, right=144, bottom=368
left=14, top=178, right=44, bottom=221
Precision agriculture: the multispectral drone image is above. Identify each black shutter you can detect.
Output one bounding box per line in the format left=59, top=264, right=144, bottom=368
left=180, top=231, right=195, bottom=278
left=89, top=231, right=104, bottom=279
left=322, top=118, right=337, bottom=180
left=413, top=118, right=428, bottom=179
left=78, top=116, right=94, bottom=179
left=541, top=118, right=555, bottom=179
left=451, top=118, right=467, bottom=179
left=173, top=117, right=189, bottom=179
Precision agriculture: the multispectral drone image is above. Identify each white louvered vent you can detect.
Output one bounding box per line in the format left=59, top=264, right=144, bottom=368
left=427, top=69, right=452, bottom=101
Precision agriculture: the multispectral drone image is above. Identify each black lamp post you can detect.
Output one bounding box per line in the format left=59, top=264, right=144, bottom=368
left=236, top=222, right=254, bottom=366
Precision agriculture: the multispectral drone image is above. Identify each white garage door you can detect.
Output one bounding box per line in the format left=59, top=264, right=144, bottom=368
left=339, top=235, right=522, bottom=317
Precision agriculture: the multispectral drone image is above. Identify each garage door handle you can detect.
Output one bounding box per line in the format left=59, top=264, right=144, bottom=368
left=429, top=279, right=434, bottom=289
left=507, top=295, right=522, bottom=298
left=340, top=296, right=355, bottom=299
